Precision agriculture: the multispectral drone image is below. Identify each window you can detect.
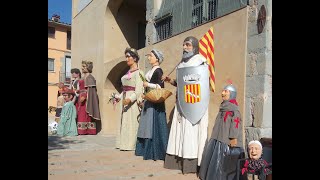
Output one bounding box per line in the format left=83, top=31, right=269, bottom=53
left=155, top=16, right=173, bottom=41
left=65, top=56, right=71, bottom=83
left=48, top=27, right=55, bottom=38
left=48, top=58, right=55, bottom=72
left=67, top=31, right=71, bottom=50
left=59, top=56, right=72, bottom=84
left=192, top=0, right=204, bottom=27
left=208, top=0, right=218, bottom=21
left=154, top=0, right=249, bottom=43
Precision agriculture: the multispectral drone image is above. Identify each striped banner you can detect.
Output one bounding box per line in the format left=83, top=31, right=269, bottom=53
left=199, top=27, right=215, bottom=92
left=184, top=84, right=201, bottom=103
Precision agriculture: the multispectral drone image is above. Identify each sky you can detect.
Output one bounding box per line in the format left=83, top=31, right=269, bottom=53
left=48, top=0, right=72, bottom=24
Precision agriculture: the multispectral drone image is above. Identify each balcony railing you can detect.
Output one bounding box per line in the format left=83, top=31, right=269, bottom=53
left=59, top=72, right=71, bottom=85
left=155, top=0, right=248, bottom=42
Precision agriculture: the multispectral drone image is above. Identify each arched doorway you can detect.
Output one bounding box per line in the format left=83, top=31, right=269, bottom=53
left=105, top=61, right=129, bottom=92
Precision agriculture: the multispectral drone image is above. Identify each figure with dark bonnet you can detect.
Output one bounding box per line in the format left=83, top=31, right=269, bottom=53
left=162, top=36, right=209, bottom=174
left=76, top=60, right=101, bottom=135
left=135, top=49, right=169, bottom=160
left=199, top=82, right=245, bottom=180
left=57, top=89, right=78, bottom=136
left=115, top=48, right=144, bottom=151
left=69, top=68, right=81, bottom=104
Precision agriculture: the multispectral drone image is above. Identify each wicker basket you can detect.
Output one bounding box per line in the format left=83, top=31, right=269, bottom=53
left=145, top=88, right=173, bottom=103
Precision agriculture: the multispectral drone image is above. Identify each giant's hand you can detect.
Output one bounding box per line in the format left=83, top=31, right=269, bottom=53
left=123, top=98, right=131, bottom=106
left=229, top=138, right=237, bottom=147
left=161, top=76, right=171, bottom=82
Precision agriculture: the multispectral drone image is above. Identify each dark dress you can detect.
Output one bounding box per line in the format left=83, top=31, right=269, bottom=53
left=135, top=67, right=169, bottom=160
left=199, top=99, right=245, bottom=180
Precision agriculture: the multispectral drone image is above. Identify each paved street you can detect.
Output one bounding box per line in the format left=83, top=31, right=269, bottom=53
left=48, top=113, right=198, bottom=180
left=48, top=135, right=199, bottom=180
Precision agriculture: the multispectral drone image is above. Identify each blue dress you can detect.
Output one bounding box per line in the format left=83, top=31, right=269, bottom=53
left=57, top=101, right=78, bottom=136
left=135, top=67, right=169, bottom=160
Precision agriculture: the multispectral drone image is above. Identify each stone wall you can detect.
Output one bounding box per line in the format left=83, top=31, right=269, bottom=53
left=245, top=0, right=272, bottom=145
left=146, top=0, right=273, bottom=145
left=145, top=0, right=158, bottom=46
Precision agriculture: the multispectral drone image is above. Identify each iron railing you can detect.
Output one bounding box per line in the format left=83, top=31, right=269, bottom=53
left=156, top=16, right=173, bottom=41
left=59, top=72, right=71, bottom=85
left=208, top=0, right=218, bottom=21
left=192, top=0, right=204, bottom=27
left=155, top=0, right=248, bottom=42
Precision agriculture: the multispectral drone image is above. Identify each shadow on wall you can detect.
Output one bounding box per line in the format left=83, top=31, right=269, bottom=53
left=105, top=61, right=130, bottom=92
left=111, top=0, right=146, bottom=49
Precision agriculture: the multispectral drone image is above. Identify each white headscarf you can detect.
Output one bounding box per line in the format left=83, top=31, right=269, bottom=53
left=151, top=49, right=164, bottom=64
left=248, top=140, right=262, bottom=150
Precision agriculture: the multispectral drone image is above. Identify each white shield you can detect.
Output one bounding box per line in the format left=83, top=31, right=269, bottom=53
left=176, top=64, right=210, bottom=124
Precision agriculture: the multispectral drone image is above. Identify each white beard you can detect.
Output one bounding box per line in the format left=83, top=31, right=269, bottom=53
left=181, top=51, right=195, bottom=62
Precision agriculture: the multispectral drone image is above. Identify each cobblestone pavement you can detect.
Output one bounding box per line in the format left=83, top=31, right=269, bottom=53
left=48, top=134, right=199, bottom=180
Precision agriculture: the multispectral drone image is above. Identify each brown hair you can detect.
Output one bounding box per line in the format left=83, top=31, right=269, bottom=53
left=124, top=47, right=140, bottom=62
left=82, top=60, right=93, bottom=73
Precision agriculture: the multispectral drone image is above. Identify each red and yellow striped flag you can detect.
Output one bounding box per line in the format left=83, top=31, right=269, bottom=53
left=184, top=84, right=201, bottom=103
left=199, top=27, right=215, bottom=92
